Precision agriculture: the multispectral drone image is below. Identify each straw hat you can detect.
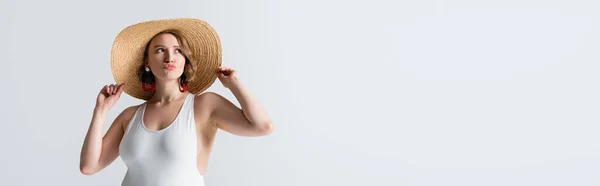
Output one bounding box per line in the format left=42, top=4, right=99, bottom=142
left=110, top=18, right=222, bottom=100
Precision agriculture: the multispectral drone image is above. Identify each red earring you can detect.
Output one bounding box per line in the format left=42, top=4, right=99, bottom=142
left=180, top=83, right=188, bottom=92
left=142, top=82, right=156, bottom=92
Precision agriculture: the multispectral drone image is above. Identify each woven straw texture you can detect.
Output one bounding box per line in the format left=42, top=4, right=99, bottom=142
left=110, top=18, right=222, bottom=100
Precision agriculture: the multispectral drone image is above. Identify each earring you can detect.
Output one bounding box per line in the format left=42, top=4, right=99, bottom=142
left=142, top=82, right=155, bottom=92
left=145, top=66, right=150, bottom=72
left=180, top=83, right=188, bottom=92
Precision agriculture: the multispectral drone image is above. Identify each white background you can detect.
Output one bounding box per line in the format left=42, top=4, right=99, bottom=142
left=1, top=0, right=599, bottom=185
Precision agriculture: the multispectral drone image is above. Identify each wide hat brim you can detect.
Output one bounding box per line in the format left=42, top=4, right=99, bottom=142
left=110, top=18, right=222, bottom=100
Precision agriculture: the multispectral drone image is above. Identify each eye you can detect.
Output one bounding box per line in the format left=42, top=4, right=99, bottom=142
left=155, top=48, right=165, bottom=53
left=175, top=49, right=182, bottom=53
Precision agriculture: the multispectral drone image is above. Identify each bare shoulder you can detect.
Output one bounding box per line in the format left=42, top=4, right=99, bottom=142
left=195, top=91, right=223, bottom=101
left=193, top=92, right=225, bottom=110
left=120, top=105, right=141, bottom=115
left=192, top=92, right=224, bottom=126
left=117, top=105, right=142, bottom=131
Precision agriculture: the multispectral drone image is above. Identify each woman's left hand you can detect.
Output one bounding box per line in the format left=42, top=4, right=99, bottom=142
left=217, top=66, right=240, bottom=88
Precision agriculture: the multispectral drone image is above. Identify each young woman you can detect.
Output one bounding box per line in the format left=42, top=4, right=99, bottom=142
left=79, top=18, right=273, bottom=186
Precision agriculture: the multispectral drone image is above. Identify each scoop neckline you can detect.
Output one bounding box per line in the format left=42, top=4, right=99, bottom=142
left=140, top=93, right=191, bottom=132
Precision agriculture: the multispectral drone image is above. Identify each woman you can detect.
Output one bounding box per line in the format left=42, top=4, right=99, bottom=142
left=79, top=18, right=273, bottom=186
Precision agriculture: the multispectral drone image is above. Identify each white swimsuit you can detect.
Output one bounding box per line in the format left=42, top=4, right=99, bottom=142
left=119, top=94, right=204, bottom=186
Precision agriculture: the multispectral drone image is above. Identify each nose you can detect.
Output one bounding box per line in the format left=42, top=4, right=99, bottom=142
left=164, top=50, right=174, bottom=63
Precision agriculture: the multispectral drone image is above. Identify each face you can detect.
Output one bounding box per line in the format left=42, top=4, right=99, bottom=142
left=145, top=33, right=186, bottom=82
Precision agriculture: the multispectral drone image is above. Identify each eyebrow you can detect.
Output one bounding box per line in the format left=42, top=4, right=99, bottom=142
left=153, top=45, right=180, bottom=48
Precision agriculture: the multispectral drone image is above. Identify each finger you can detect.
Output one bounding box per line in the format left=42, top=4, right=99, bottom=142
left=116, top=84, right=125, bottom=97
left=219, top=69, right=231, bottom=75
left=108, top=85, right=114, bottom=95
left=118, top=83, right=125, bottom=90
left=101, top=85, right=109, bottom=96
left=219, top=66, right=230, bottom=71
left=117, top=84, right=125, bottom=93
left=112, top=84, right=118, bottom=94
left=102, top=85, right=108, bottom=93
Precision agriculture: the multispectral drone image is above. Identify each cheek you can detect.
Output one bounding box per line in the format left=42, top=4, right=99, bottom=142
left=177, top=57, right=187, bottom=67
left=149, top=60, right=163, bottom=70
left=177, top=55, right=186, bottom=64
left=148, top=54, right=163, bottom=64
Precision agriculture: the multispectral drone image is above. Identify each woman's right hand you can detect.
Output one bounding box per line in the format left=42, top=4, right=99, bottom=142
left=96, top=83, right=125, bottom=111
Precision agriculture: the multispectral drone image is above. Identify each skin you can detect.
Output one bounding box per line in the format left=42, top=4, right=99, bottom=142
left=79, top=33, right=273, bottom=176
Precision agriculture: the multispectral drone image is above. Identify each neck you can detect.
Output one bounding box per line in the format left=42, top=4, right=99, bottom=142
left=148, top=78, right=188, bottom=103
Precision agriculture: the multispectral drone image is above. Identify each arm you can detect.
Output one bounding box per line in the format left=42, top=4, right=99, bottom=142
left=79, top=107, right=120, bottom=175
left=205, top=67, right=274, bottom=137
left=79, top=83, right=130, bottom=175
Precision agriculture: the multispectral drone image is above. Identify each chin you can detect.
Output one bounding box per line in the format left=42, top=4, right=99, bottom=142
left=156, top=72, right=184, bottom=81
